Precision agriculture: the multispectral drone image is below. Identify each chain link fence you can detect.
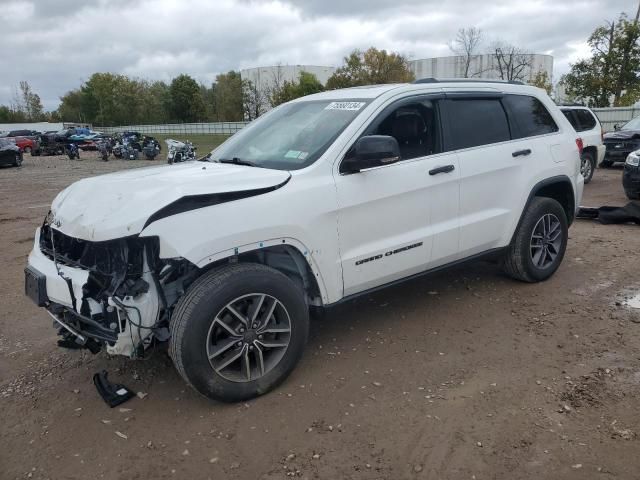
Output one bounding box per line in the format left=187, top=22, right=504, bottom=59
left=94, top=122, right=249, bottom=135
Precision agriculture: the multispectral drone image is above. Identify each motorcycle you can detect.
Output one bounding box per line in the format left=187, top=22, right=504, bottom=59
left=166, top=139, right=196, bottom=164
left=112, top=142, right=124, bottom=159
left=97, top=140, right=110, bottom=162
left=125, top=144, right=139, bottom=160
left=142, top=138, right=161, bottom=160
left=66, top=143, right=80, bottom=160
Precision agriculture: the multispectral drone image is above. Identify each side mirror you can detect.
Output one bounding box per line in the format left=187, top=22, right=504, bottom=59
left=614, top=123, right=621, bottom=131
left=340, top=135, right=401, bottom=174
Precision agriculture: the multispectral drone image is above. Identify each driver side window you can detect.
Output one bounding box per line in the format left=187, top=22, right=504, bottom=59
left=367, top=98, right=442, bottom=161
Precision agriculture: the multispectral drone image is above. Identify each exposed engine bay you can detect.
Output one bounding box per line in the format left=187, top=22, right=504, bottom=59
left=36, top=221, right=198, bottom=357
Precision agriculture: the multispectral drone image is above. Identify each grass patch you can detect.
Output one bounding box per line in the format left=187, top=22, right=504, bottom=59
left=147, top=134, right=230, bottom=155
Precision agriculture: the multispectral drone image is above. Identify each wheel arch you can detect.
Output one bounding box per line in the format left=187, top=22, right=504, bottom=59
left=195, top=240, right=327, bottom=307
left=582, top=145, right=597, bottom=162
left=511, top=175, right=576, bottom=245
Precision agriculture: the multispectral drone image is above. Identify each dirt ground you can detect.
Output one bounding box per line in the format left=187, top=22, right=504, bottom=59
left=1, top=153, right=639, bottom=480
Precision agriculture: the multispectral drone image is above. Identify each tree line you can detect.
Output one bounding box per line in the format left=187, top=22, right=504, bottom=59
left=5, top=9, right=640, bottom=128
left=0, top=47, right=416, bottom=126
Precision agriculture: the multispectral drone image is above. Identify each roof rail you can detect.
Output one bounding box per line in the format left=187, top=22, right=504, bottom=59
left=412, top=77, right=525, bottom=86
left=557, top=102, right=585, bottom=107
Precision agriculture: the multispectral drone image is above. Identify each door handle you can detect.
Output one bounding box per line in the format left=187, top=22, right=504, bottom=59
left=429, top=164, right=455, bottom=175
left=512, top=149, right=532, bottom=157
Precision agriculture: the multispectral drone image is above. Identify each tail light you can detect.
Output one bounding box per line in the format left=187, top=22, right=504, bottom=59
left=575, top=138, right=584, bottom=155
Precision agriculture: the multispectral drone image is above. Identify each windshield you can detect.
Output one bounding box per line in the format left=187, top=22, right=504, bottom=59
left=622, top=116, right=640, bottom=131
left=210, top=99, right=369, bottom=170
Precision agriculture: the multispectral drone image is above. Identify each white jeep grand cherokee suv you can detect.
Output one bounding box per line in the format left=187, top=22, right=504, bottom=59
left=559, top=105, right=605, bottom=184
left=25, top=80, right=583, bottom=402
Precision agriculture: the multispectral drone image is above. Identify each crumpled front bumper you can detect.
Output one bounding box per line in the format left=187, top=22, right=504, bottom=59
left=27, top=228, right=89, bottom=310
left=26, top=227, right=160, bottom=357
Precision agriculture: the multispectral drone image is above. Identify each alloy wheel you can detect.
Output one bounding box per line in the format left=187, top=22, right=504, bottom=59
left=530, top=213, right=562, bottom=269
left=581, top=156, right=592, bottom=179
left=206, top=293, right=292, bottom=382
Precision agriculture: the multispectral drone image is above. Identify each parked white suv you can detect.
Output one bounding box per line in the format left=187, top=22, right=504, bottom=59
left=560, top=105, right=605, bottom=184
left=25, top=80, right=583, bottom=402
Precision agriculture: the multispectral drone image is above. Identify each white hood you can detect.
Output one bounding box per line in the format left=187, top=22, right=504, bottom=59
left=50, top=162, right=290, bottom=241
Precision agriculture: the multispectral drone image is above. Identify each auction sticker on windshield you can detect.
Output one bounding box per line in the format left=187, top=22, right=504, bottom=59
left=325, top=102, right=366, bottom=111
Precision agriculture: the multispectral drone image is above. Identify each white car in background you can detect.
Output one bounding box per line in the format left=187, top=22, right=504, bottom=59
left=25, top=80, right=583, bottom=402
left=560, top=105, right=605, bottom=184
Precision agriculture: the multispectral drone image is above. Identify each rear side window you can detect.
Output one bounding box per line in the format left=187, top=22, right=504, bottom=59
left=562, top=110, right=578, bottom=130
left=503, top=95, right=558, bottom=138
left=445, top=99, right=511, bottom=150
left=574, top=109, right=597, bottom=131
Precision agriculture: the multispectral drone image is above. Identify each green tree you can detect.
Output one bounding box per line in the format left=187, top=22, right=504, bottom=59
left=214, top=71, right=243, bottom=121
left=530, top=70, right=552, bottom=95
left=78, top=73, right=144, bottom=125
left=271, top=71, right=324, bottom=107
left=200, top=82, right=217, bottom=121
left=141, top=80, right=171, bottom=124
left=168, top=74, right=206, bottom=122
left=18, top=81, right=44, bottom=121
left=0, top=105, right=26, bottom=122
left=326, top=47, right=415, bottom=89
left=563, top=12, right=640, bottom=107
left=242, top=79, right=267, bottom=120
left=57, top=89, right=84, bottom=123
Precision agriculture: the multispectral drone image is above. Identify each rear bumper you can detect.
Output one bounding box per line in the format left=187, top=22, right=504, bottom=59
left=596, top=144, right=606, bottom=164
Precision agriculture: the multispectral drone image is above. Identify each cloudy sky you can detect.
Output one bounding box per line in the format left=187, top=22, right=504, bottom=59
left=0, top=0, right=635, bottom=110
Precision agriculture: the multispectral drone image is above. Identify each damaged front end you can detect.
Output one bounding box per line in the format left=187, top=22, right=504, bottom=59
left=26, top=220, right=197, bottom=357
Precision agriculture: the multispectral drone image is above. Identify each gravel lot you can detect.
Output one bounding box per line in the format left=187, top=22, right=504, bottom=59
left=1, top=153, right=639, bottom=480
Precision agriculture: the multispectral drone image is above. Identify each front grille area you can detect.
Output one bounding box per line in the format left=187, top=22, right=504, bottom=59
left=39, top=224, right=145, bottom=277
left=604, top=140, right=636, bottom=151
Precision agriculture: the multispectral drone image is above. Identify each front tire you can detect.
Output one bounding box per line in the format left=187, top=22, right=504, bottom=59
left=170, top=263, right=309, bottom=402
left=581, top=152, right=595, bottom=184
left=503, top=197, right=568, bottom=282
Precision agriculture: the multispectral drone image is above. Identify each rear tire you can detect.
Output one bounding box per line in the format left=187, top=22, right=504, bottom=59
left=170, top=263, right=309, bottom=402
left=23, top=146, right=31, bottom=154
left=581, top=152, right=595, bottom=184
left=503, top=197, right=568, bottom=282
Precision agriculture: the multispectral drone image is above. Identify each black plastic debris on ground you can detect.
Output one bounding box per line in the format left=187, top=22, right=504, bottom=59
left=93, top=370, right=135, bottom=408
left=577, top=201, right=640, bottom=225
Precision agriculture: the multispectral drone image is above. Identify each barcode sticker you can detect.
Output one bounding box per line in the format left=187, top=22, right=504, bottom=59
left=325, top=102, right=366, bottom=111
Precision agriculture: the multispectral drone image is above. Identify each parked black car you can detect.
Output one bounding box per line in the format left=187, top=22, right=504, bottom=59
left=2, top=129, right=39, bottom=138
left=602, top=117, right=640, bottom=167
left=0, top=138, right=23, bottom=167
left=623, top=150, right=640, bottom=199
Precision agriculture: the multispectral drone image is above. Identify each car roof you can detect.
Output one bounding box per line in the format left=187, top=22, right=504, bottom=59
left=297, top=80, right=546, bottom=102
left=559, top=105, right=593, bottom=111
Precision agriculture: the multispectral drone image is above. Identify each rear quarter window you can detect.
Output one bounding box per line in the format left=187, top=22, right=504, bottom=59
left=561, top=110, right=578, bottom=130
left=503, top=95, right=558, bottom=139
left=574, top=109, right=597, bottom=131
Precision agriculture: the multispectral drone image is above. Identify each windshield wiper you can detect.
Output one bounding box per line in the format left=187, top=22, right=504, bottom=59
left=218, top=157, right=257, bottom=167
